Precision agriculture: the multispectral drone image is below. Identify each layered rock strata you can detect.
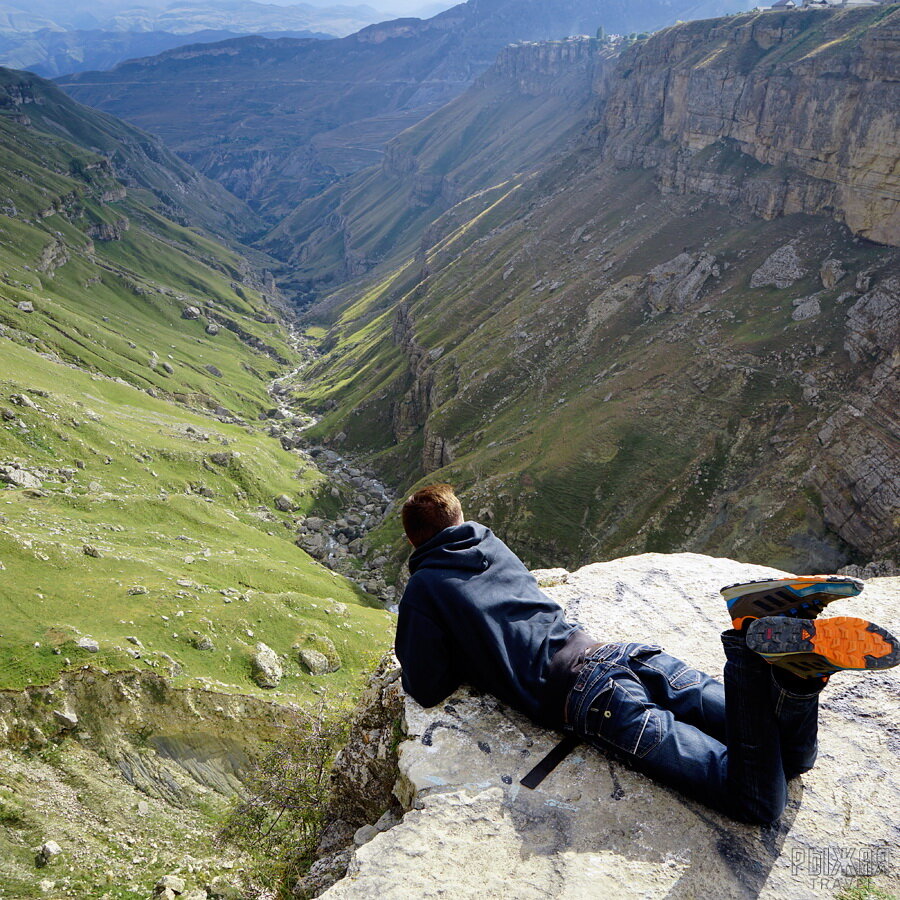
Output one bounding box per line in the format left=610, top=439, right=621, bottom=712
left=592, top=8, right=900, bottom=246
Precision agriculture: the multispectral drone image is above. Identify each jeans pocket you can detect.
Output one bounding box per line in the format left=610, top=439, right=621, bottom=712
left=632, top=646, right=703, bottom=691
left=585, top=680, right=662, bottom=760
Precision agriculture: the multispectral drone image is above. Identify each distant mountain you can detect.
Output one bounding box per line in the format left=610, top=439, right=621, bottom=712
left=0, top=1, right=383, bottom=37
left=57, top=0, right=754, bottom=218
left=0, top=0, right=385, bottom=78
left=0, top=27, right=334, bottom=78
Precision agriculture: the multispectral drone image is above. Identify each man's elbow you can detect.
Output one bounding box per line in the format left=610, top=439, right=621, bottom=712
left=401, top=672, right=456, bottom=709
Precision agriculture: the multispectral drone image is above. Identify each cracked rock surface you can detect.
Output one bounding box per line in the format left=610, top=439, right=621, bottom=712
left=321, top=553, right=900, bottom=899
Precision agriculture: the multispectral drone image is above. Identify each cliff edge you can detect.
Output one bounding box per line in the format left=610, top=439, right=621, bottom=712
left=314, top=553, right=900, bottom=899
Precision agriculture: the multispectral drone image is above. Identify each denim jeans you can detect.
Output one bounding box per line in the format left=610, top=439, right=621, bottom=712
left=562, top=631, right=822, bottom=824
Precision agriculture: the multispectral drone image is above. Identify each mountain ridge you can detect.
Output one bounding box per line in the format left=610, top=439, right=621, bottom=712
left=57, top=0, right=754, bottom=219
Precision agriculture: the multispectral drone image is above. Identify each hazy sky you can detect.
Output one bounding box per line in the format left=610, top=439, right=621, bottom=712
left=0, top=0, right=459, bottom=19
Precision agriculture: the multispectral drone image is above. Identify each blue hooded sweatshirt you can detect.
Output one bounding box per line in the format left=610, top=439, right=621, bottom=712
left=394, top=521, right=583, bottom=725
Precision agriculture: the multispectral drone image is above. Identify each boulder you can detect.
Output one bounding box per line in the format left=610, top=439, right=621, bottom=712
left=297, top=533, right=328, bottom=559
left=319, top=553, right=900, bottom=900
left=75, top=637, right=99, bottom=653
left=0, top=468, right=41, bottom=489
left=274, top=493, right=295, bottom=512
left=205, top=364, right=223, bottom=378
left=644, top=252, right=717, bottom=313
left=251, top=642, right=282, bottom=688
left=750, top=242, right=806, bottom=289
left=10, top=393, right=36, bottom=408
left=299, top=648, right=331, bottom=676
left=82, top=544, right=101, bottom=558
left=53, top=708, right=78, bottom=729
left=791, top=293, right=822, bottom=321
left=820, top=258, right=845, bottom=290
left=182, top=306, right=201, bottom=320
left=36, top=840, right=62, bottom=867
left=155, top=874, right=185, bottom=894
left=17, top=300, right=34, bottom=313
left=206, top=322, right=220, bottom=336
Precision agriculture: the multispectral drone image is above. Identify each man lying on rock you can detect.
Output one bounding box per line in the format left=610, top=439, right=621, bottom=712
left=394, top=483, right=900, bottom=825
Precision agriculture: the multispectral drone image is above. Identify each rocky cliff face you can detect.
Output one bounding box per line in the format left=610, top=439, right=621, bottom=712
left=813, top=276, right=900, bottom=563
left=592, top=8, right=900, bottom=246
left=313, top=554, right=900, bottom=899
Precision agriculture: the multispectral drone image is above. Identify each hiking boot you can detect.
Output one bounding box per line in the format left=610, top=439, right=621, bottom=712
left=746, top=616, right=900, bottom=678
left=721, top=575, right=863, bottom=630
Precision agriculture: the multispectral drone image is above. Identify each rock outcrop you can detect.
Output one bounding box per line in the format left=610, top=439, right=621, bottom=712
left=318, top=554, right=900, bottom=899
left=813, top=277, right=900, bottom=563
left=0, top=667, right=303, bottom=800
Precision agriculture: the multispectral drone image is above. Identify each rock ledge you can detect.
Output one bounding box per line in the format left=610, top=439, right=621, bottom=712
left=319, top=553, right=900, bottom=899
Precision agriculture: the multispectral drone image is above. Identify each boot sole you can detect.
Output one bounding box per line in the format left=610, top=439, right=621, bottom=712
left=722, top=576, right=863, bottom=629
left=747, top=616, right=900, bottom=677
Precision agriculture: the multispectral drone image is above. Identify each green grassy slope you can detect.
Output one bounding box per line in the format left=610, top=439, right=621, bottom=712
left=0, top=81, right=393, bottom=699
left=0, top=68, right=265, bottom=244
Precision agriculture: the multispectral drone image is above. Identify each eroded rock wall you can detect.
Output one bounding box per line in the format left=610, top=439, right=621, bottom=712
left=0, top=667, right=303, bottom=803
left=592, top=8, right=900, bottom=246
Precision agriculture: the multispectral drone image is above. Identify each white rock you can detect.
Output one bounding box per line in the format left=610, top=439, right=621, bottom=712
left=251, top=642, right=282, bottom=688
left=37, top=840, right=62, bottom=866
left=0, top=468, right=41, bottom=488
left=274, top=493, right=295, bottom=512
left=53, top=708, right=77, bottom=728
left=75, top=637, right=99, bottom=653
left=156, top=874, right=185, bottom=894
left=321, top=553, right=900, bottom=900
left=299, top=647, right=330, bottom=676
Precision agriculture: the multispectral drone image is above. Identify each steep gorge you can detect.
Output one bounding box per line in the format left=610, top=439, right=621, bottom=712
left=288, top=6, right=900, bottom=576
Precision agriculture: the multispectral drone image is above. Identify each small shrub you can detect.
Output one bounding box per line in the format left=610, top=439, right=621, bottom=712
left=835, top=880, right=898, bottom=900
left=218, top=699, right=353, bottom=889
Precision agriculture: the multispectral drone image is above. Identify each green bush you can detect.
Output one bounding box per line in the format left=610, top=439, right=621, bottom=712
left=218, top=700, right=353, bottom=890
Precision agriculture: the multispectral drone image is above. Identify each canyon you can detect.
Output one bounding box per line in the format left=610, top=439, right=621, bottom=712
left=284, top=6, right=900, bottom=578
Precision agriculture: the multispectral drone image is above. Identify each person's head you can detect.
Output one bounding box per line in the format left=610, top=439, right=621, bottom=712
left=401, top=483, right=464, bottom=548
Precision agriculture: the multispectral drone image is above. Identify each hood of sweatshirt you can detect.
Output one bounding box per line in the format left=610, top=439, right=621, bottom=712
left=408, top=521, right=493, bottom=574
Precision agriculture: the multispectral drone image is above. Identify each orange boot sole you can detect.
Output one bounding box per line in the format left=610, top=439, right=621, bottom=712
left=746, top=616, right=900, bottom=678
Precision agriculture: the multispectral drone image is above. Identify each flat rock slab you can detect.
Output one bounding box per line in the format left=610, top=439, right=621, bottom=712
left=323, top=553, right=900, bottom=899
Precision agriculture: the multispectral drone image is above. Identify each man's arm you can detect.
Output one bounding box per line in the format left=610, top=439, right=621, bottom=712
left=395, top=599, right=460, bottom=709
